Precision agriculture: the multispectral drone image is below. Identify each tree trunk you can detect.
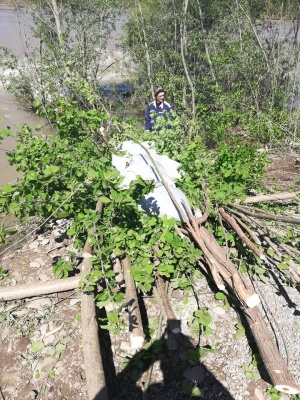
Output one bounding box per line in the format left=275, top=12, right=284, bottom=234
left=122, top=257, right=145, bottom=350
left=81, top=199, right=108, bottom=400
left=0, top=275, right=81, bottom=301
left=246, top=307, right=300, bottom=395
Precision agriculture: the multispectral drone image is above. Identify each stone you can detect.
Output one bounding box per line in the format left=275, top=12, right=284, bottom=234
left=119, top=340, right=131, bottom=352
left=29, top=261, right=41, bottom=269
left=254, top=387, right=265, bottom=400
left=38, top=273, right=50, bottom=281
left=43, top=334, right=56, bottom=345
left=212, top=306, right=226, bottom=316
left=34, top=257, right=46, bottom=266
left=183, top=365, right=206, bottom=384
left=40, top=324, right=48, bottom=336
left=12, top=309, right=28, bottom=318
left=26, top=298, right=52, bottom=309
left=25, top=390, right=37, bottom=400
left=70, top=298, right=81, bottom=306
left=29, top=241, right=39, bottom=250
left=40, top=238, right=50, bottom=246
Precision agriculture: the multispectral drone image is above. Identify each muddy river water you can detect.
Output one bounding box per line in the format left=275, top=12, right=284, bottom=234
left=0, top=8, right=46, bottom=186
left=0, top=6, right=125, bottom=187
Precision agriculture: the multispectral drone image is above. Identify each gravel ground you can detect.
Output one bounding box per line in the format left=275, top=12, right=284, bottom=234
left=0, top=220, right=299, bottom=400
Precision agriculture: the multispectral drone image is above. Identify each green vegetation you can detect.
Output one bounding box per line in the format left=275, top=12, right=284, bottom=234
left=0, top=0, right=300, bottom=396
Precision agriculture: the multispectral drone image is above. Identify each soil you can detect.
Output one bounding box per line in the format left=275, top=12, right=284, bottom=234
left=0, top=153, right=299, bottom=400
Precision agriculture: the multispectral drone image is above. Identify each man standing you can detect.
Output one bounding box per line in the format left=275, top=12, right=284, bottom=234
left=145, top=87, right=172, bottom=132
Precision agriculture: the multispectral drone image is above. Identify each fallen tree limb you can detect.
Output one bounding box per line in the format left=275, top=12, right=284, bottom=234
left=155, top=273, right=181, bottom=334
left=229, top=203, right=300, bottom=225
left=198, top=226, right=260, bottom=308
left=0, top=275, right=81, bottom=301
left=81, top=199, right=108, bottom=400
left=242, top=191, right=300, bottom=204
left=246, top=307, right=300, bottom=395
left=124, top=135, right=300, bottom=394
left=122, top=257, right=145, bottom=350
left=219, top=207, right=265, bottom=260
left=231, top=214, right=261, bottom=245
left=195, top=181, right=210, bottom=224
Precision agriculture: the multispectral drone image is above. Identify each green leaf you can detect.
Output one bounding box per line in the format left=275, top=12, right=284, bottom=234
left=44, top=165, right=59, bottom=175
left=215, top=292, right=226, bottom=300
left=1, top=184, right=16, bottom=193
left=113, top=292, right=125, bottom=303
left=107, top=311, right=118, bottom=324
left=191, top=387, right=204, bottom=397
left=100, top=196, right=111, bottom=203
left=76, top=314, right=82, bottom=323
left=26, top=171, right=39, bottom=180
left=31, top=341, right=45, bottom=353
left=277, top=263, right=288, bottom=270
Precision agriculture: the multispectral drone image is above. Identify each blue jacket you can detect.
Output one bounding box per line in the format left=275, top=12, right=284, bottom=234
left=145, top=101, right=172, bottom=131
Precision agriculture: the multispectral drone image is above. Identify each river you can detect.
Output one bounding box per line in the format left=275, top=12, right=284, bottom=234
left=0, top=6, right=126, bottom=187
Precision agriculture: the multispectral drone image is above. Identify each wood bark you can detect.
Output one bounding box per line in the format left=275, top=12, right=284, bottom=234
left=219, top=207, right=265, bottom=260
left=136, top=0, right=154, bottom=97
left=180, top=0, right=196, bottom=125
left=246, top=307, right=300, bottom=395
left=242, top=191, right=299, bottom=204
left=232, top=214, right=261, bottom=245
left=122, top=257, right=145, bottom=350
left=50, top=0, right=62, bottom=42
left=81, top=199, right=108, bottom=400
left=155, top=274, right=181, bottom=334
left=230, top=203, right=300, bottom=225
left=0, top=275, right=81, bottom=301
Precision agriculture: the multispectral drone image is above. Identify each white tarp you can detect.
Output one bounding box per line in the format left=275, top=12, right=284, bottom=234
left=112, top=141, right=192, bottom=221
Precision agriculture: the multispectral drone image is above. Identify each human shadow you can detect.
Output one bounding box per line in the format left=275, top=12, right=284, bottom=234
left=93, top=319, right=235, bottom=400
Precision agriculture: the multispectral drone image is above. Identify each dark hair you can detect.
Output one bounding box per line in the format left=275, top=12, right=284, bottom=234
left=154, top=86, right=164, bottom=97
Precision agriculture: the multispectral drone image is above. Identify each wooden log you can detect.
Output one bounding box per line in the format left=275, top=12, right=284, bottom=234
left=81, top=260, right=108, bottom=400
left=112, top=255, right=124, bottom=287
left=81, top=199, right=108, bottom=400
left=242, top=191, right=299, bottom=204
left=155, top=274, right=181, bottom=334
left=246, top=307, right=300, bottom=395
left=0, top=275, right=81, bottom=301
left=122, top=257, right=145, bottom=350
left=198, top=227, right=260, bottom=308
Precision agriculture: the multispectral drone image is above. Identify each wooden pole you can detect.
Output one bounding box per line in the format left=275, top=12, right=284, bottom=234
left=246, top=307, right=300, bottom=395
left=81, top=199, right=108, bottom=400
left=122, top=257, right=145, bottom=350
left=0, top=275, right=81, bottom=301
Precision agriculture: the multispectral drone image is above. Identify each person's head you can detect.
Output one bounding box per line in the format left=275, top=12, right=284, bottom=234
left=154, top=87, right=165, bottom=104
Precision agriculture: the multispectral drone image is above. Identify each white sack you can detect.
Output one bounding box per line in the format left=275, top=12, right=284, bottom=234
left=112, top=141, right=192, bottom=221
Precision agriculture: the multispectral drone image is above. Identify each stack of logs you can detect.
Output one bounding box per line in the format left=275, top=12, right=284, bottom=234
left=0, top=188, right=300, bottom=398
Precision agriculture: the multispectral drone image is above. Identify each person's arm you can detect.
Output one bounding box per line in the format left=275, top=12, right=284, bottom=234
left=145, top=104, right=152, bottom=131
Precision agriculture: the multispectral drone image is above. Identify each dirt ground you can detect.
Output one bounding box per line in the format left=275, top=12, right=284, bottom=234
left=0, top=153, right=299, bottom=400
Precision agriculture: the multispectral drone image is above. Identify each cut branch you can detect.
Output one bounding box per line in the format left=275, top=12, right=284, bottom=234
left=81, top=198, right=108, bottom=400
left=0, top=275, right=81, bottom=301
left=122, top=257, right=145, bottom=350
left=231, top=213, right=261, bottom=245
left=155, top=273, right=181, bottom=334
left=229, top=203, right=300, bottom=225
left=219, top=207, right=265, bottom=260
left=242, top=191, right=299, bottom=204
left=246, top=307, right=300, bottom=395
